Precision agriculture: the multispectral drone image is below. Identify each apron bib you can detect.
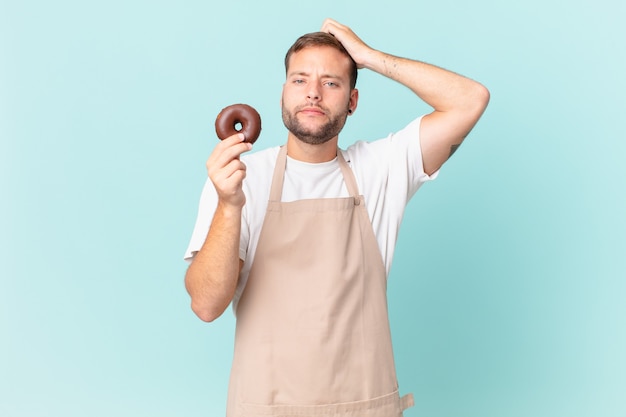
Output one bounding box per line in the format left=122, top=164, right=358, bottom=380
left=227, top=145, right=414, bottom=417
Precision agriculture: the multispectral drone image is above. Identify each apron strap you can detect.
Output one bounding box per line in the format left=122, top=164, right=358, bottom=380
left=269, top=145, right=362, bottom=202
left=269, top=145, right=288, bottom=202
left=336, top=150, right=361, bottom=199
left=400, top=393, right=415, bottom=411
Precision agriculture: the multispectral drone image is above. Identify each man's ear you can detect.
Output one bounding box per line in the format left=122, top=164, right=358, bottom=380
left=348, top=88, right=359, bottom=115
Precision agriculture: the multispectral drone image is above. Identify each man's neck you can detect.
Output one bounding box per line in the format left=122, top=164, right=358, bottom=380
left=286, top=134, right=339, bottom=163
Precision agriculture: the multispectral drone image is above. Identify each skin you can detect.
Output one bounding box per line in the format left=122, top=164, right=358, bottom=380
left=281, top=45, right=358, bottom=163
left=185, top=18, right=490, bottom=322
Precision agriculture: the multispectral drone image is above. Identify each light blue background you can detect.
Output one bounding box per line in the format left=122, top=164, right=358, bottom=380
left=2, top=0, right=625, bottom=416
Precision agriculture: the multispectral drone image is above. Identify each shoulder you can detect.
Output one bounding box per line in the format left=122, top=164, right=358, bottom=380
left=342, top=116, right=424, bottom=163
left=242, top=145, right=280, bottom=167
left=341, top=116, right=434, bottom=194
left=241, top=145, right=281, bottom=195
left=344, top=116, right=422, bottom=159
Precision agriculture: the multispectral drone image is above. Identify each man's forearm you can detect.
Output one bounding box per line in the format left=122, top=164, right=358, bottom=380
left=185, top=203, right=242, bottom=322
left=363, top=49, right=488, bottom=115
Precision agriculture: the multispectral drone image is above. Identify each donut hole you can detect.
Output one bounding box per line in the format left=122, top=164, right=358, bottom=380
left=234, top=122, right=243, bottom=132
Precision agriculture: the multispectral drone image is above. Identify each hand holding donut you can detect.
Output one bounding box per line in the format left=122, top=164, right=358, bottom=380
left=206, top=132, right=252, bottom=209
left=207, top=104, right=260, bottom=208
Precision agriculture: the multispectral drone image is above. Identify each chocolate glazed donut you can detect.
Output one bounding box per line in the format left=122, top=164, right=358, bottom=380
left=214, top=104, right=262, bottom=144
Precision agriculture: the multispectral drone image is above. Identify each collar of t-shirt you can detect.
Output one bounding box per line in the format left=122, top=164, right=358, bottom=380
left=281, top=155, right=350, bottom=202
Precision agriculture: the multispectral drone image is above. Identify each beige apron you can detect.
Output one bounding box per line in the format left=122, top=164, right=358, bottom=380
left=227, top=145, right=414, bottom=417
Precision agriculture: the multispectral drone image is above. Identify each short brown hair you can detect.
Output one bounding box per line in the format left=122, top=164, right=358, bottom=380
left=284, top=32, right=358, bottom=89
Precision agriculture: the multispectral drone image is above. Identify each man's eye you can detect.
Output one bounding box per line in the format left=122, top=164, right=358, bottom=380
left=294, top=79, right=304, bottom=84
left=325, top=82, right=338, bottom=87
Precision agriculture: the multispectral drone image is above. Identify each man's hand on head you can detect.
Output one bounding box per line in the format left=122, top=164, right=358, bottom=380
left=320, top=18, right=374, bottom=69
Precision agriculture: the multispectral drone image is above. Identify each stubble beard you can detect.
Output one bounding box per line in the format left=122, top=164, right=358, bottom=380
left=282, top=105, right=348, bottom=145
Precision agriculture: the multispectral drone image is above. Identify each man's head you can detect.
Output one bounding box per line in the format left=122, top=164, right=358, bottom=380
left=284, top=32, right=357, bottom=89
left=282, top=32, right=359, bottom=147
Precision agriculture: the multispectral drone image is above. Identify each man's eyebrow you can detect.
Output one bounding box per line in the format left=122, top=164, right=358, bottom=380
left=288, top=71, right=310, bottom=77
left=288, top=70, right=344, bottom=80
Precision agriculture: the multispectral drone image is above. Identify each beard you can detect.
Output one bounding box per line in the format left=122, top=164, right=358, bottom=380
left=282, top=104, right=349, bottom=145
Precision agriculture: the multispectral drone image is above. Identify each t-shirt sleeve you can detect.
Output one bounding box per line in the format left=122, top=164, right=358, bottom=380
left=183, top=179, right=217, bottom=263
left=183, top=179, right=251, bottom=264
left=350, top=115, right=438, bottom=201
left=395, top=115, right=439, bottom=199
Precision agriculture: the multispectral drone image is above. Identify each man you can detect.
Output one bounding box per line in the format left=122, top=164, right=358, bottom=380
left=184, top=18, right=489, bottom=417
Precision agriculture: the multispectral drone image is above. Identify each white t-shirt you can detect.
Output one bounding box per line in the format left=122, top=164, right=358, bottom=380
left=184, top=116, right=437, bottom=311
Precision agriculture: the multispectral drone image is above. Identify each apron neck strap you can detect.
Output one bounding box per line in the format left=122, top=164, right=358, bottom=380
left=269, top=145, right=360, bottom=202
left=336, top=150, right=360, bottom=198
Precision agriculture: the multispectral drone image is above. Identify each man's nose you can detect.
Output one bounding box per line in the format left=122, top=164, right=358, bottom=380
left=307, top=83, right=321, bottom=101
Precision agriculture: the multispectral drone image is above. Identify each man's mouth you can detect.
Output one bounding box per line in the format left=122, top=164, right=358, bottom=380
left=298, top=106, right=326, bottom=116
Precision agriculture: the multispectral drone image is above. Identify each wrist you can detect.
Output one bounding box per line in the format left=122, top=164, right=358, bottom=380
left=361, top=49, right=386, bottom=72
left=216, top=200, right=244, bottom=219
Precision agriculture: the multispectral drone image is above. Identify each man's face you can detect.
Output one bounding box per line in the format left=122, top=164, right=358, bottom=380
left=282, top=46, right=357, bottom=145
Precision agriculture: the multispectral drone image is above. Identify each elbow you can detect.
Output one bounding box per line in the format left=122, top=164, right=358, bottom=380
left=457, top=82, right=490, bottom=122
left=190, top=300, right=225, bottom=323
left=184, top=270, right=225, bottom=323
left=475, top=83, right=490, bottom=112
left=184, top=261, right=240, bottom=323
left=463, top=83, right=490, bottom=124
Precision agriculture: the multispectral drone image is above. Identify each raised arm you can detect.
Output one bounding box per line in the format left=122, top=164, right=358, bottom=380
left=184, top=134, right=251, bottom=322
left=321, top=18, right=490, bottom=175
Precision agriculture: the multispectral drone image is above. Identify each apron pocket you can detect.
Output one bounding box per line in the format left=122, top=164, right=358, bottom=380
left=240, top=390, right=414, bottom=417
